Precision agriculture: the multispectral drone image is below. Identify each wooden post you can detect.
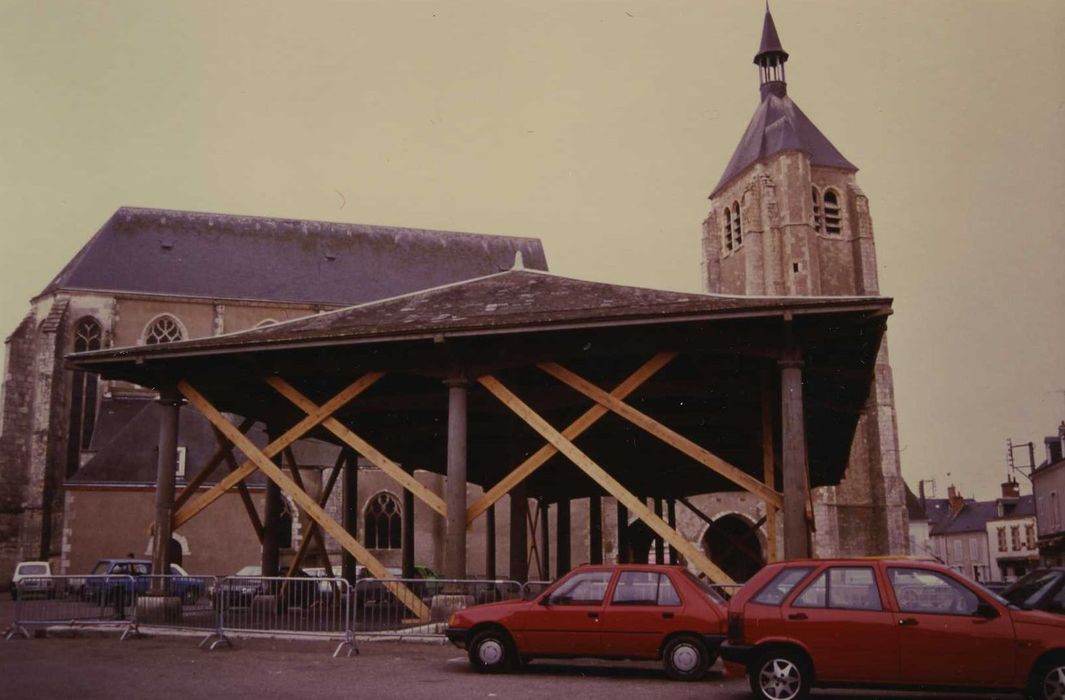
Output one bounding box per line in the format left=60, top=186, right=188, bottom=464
left=616, top=500, right=629, bottom=564
left=762, top=366, right=778, bottom=563
left=780, top=355, right=811, bottom=559
left=444, top=376, right=468, bottom=579
left=402, top=488, right=415, bottom=579
left=151, top=389, right=183, bottom=585
left=261, top=433, right=284, bottom=578
left=509, top=482, right=528, bottom=582
left=667, top=498, right=678, bottom=565
left=653, top=498, right=665, bottom=564
left=341, top=450, right=359, bottom=584
left=589, top=495, right=602, bottom=565
left=485, top=504, right=496, bottom=579
left=556, top=498, right=571, bottom=576
left=539, top=499, right=550, bottom=580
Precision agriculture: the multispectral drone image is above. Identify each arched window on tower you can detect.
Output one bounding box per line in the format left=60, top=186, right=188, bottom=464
left=143, top=314, right=186, bottom=345
left=731, top=202, right=743, bottom=247
left=823, top=190, right=842, bottom=235
left=723, top=207, right=734, bottom=253
left=812, top=187, right=823, bottom=233
left=364, top=492, right=402, bottom=549
left=66, top=317, right=102, bottom=476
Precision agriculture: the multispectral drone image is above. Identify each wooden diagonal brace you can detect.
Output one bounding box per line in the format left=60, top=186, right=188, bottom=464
left=283, top=447, right=335, bottom=579
left=538, top=362, right=784, bottom=509
left=284, top=450, right=346, bottom=579
left=179, top=379, right=430, bottom=621
left=172, top=372, right=382, bottom=529
left=477, top=374, right=735, bottom=585
left=466, top=353, right=676, bottom=527
left=266, top=377, right=447, bottom=518
left=218, top=430, right=264, bottom=542
left=173, top=417, right=256, bottom=510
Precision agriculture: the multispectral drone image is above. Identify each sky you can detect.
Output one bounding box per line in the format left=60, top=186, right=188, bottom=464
left=1, top=0, right=1063, bottom=502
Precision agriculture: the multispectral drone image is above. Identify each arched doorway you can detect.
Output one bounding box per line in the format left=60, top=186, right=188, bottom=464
left=702, top=514, right=765, bottom=582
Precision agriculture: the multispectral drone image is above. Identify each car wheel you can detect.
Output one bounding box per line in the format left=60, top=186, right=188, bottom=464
left=750, top=649, right=811, bottom=700
left=662, top=635, right=711, bottom=681
left=468, top=629, right=516, bottom=673
left=1030, top=656, right=1065, bottom=700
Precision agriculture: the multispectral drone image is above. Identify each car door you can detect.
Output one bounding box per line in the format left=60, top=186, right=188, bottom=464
left=887, top=566, right=1015, bottom=687
left=781, top=565, right=899, bottom=684
left=513, top=568, right=614, bottom=657
left=598, top=570, right=685, bottom=658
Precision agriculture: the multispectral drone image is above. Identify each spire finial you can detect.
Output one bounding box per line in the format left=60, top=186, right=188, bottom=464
left=754, top=4, right=789, bottom=97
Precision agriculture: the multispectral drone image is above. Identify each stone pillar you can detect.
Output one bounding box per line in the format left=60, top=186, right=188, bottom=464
left=538, top=499, right=550, bottom=580
left=509, top=483, right=529, bottom=582
left=341, top=451, right=358, bottom=584
left=150, top=388, right=183, bottom=580
left=402, top=488, right=415, bottom=579
left=780, top=356, right=811, bottom=559
left=588, top=495, right=602, bottom=565
left=616, top=501, right=629, bottom=564
left=444, top=376, right=468, bottom=579
left=485, top=504, right=496, bottom=579
left=556, top=498, right=571, bottom=576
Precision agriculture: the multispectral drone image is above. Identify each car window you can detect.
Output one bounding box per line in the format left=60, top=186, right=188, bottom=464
left=91, top=561, right=109, bottom=575
left=18, top=563, right=48, bottom=576
left=130, top=563, right=150, bottom=576
left=752, top=567, right=814, bottom=605
left=1005, top=571, right=1060, bottom=609
left=681, top=570, right=727, bottom=604
left=546, top=570, right=612, bottom=606
left=793, top=567, right=882, bottom=611
left=1049, top=583, right=1065, bottom=614
left=611, top=572, right=681, bottom=606
left=889, top=567, right=981, bottom=616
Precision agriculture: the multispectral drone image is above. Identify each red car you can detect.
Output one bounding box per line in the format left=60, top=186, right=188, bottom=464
left=445, top=563, right=727, bottom=680
left=720, top=558, right=1065, bottom=700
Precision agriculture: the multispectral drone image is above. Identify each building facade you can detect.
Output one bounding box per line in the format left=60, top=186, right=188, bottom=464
left=1033, top=423, right=1065, bottom=566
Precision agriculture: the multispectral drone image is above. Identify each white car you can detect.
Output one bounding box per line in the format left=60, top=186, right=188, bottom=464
left=12, top=561, right=54, bottom=600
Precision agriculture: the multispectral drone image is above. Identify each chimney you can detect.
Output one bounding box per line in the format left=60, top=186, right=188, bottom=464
left=947, top=485, right=965, bottom=516
left=1001, top=479, right=1020, bottom=499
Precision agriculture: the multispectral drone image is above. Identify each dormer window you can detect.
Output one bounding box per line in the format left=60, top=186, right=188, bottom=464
left=823, top=190, right=842, bottom=235
left=812, top=188, right=823, bottom=233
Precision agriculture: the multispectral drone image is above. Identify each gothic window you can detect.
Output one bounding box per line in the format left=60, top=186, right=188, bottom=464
left=143, top=314, right=185, bottom=344
left=723, top=208, right=734, bottom=253
left=731, top=202, right=743, bottom=246
left=823, top=189, right=842, bottom=235
left=812, top=188, right=823, bottom=233
left=364, top=492, right=402, bottom=549
left=66, top=317, right=102, bottom=477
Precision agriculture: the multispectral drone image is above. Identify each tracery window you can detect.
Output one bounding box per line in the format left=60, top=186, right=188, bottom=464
left=364, top=492, right=402, bottom=549
left=823, top=189, right=842, bottom=235
left=143, top=314, right=185, bottom=344
left=66, top=317, right=102, bottom=476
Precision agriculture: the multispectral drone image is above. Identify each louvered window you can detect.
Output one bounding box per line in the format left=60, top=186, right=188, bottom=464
left=823, top=190, right=842, bottom=235
left=812, top=188, right=823, bottom=233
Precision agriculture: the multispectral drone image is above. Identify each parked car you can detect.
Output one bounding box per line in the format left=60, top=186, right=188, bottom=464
left=1000, top=567, right=1065, bottom=615
left=720, top=557, right=1065, bottom=700
left=212, top=565, right=322, bottom=611
left=446, top=563, right=727, bottom=681
left=83, top=559, right=205, bottom=604
left=11, top=561, right=54, bottom=600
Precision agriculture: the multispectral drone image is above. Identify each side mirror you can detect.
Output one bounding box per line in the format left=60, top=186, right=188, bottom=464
left=975, top=602, right=998, bottom=619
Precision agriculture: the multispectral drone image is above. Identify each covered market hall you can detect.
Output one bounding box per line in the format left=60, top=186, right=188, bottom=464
left=69, top=264, right=891, bottom=619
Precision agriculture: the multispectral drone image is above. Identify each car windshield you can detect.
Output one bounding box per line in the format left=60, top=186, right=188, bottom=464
left=1003, top=570, right=1062, bottom=608
left=681, top=570, right=727, bottom=603
left=235, top=566, right=261, bottom=577
left=91, top=561, right=109, bottom=575
left=18, top=563, right=48, bottom=575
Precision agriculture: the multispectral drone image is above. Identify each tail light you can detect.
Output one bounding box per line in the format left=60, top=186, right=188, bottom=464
left=727, top=612, right=744, bottom=644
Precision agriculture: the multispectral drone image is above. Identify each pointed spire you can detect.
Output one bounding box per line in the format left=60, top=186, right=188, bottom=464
left=754, top=4, right=789, bottom=97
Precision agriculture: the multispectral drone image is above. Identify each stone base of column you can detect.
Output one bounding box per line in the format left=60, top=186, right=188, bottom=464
left=135, top=595, right=183, bottom=624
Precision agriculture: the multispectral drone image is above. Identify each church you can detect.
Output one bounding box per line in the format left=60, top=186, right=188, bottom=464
left=0, top=7, right=906, bottom=588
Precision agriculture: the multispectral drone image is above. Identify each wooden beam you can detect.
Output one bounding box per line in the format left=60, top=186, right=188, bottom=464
left=178, top=379, right=430, bottom=620
left=284, top=451, right=345, bottom=579
left=283, top=447, right=335, bottom=579
left=172, top=372, right=383, bottom=529
left=477, top=374, right=735, bottom=584
left=538, top=362, right=783, bottom=509
left=173, top=417, right=256, bottom=509
left=761, top=366, right=778, bottom=563
left=219, top=437, right=264, bottom=542
left=466, top=352, right=676, bottom=526
left=266, top=377, right=448, bottom=519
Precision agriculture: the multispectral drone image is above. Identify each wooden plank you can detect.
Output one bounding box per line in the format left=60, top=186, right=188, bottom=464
left=477, top=374, right=735, bottom=585
left=538, top=362, right=784, bottom=509
left=173, top=417, right=256, bottom=509
left=466, top=352, right=676, bottom=526
left=266, top=377, right=447, bottom=518
left=761, top=366, right=778, bottom=563
left=179, top=380, right=430, bottom=620
left=172, top=372, right=382, bottom=529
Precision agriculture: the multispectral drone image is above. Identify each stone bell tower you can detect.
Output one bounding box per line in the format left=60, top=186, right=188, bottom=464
left=702, top=7, right=908, bottom=556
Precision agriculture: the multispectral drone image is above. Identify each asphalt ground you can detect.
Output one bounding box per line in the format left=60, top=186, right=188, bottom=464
left=0, top=600, right=1026, bottom=700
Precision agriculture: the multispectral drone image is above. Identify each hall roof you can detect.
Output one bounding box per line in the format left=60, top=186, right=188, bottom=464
left=41, top=206, right=548, bottom=306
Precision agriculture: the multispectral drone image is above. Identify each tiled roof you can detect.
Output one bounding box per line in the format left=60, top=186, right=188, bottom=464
left=42, top=207, right=548, bottom=306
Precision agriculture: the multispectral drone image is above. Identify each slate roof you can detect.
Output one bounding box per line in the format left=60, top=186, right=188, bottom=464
left=930, top=500, right=999, bottom=536
left=989, top=495, right=1037, bottom=520
left=903, top=482, right=951, bottom=525
left=69, top=268, right=891, bottom=363
left=42, top=207, right=548, bottom=306
left=755, top=7, right=788, bottom=61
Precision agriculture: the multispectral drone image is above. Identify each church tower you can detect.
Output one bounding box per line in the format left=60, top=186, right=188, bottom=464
left=702, top=7, right=908, bottom=556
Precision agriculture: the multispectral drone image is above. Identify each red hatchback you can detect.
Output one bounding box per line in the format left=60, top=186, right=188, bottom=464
left=721, top=558, right=1065, bottom=700
left=446, top=563, right=727, bottom=680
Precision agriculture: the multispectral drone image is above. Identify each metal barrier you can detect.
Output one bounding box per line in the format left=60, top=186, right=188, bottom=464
left=4, top=575, right=138, bottom=640
left=216, top=575, right=354, bottom=657
left=354, top=578, right=522, bottom=639
left=521, top=580, right=554, bottom=600
left=130, top=575, right=222, bottom=647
